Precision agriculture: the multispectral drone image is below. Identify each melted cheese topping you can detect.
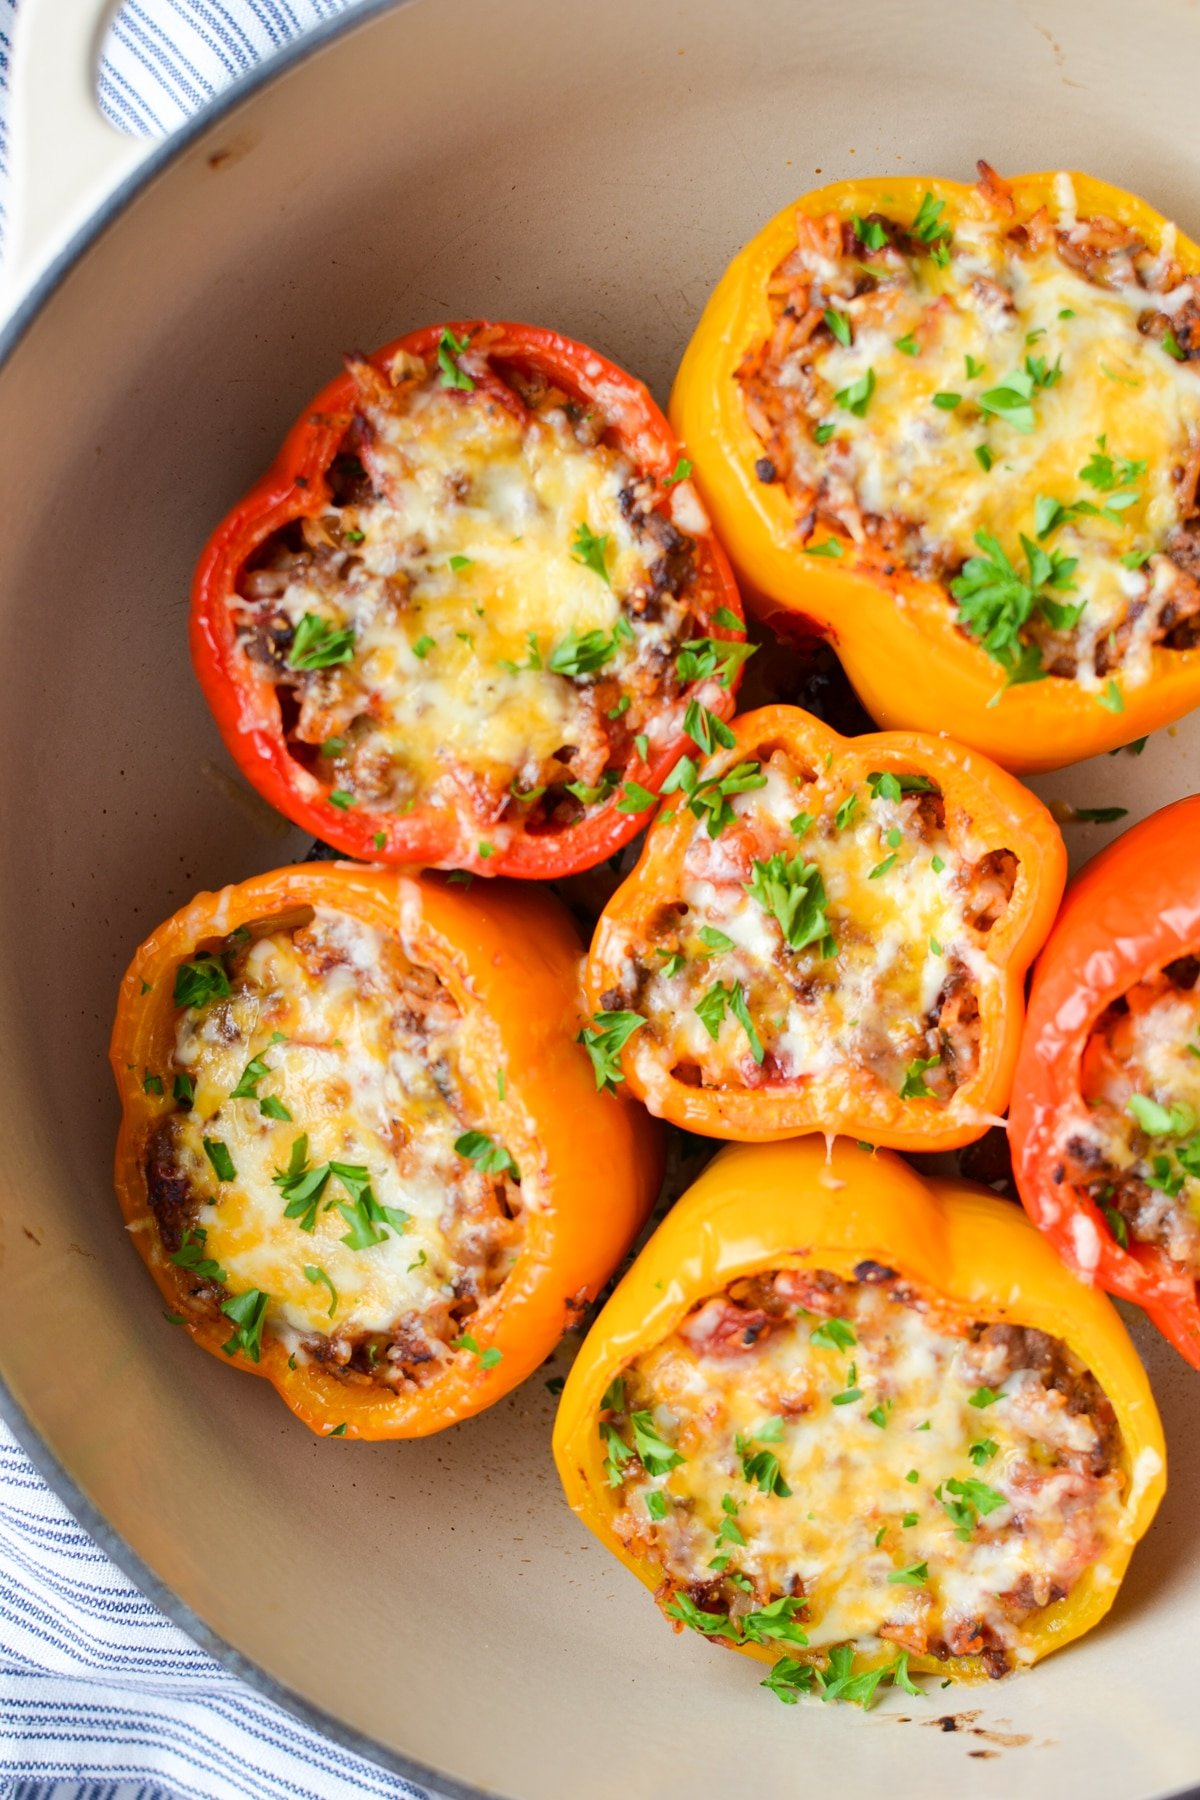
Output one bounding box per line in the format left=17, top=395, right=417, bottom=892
left=236, top=349, right=711, bottom=843
left=163, top=908, right=528, bottom=1353
left=745, top=178, right=1200, bottom=689
left=1059, top=970, right=1200, bottom=1269
left=617, top=748, right=1001, bottom=1099
left=610, top=1275, right=1125, bottom=1668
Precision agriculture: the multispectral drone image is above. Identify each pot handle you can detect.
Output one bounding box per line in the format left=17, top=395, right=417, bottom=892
left=1, top=0, right=159, bottom=316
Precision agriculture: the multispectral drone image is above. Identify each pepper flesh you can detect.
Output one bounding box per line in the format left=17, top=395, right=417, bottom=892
left=670, top=170, right=1200, bottom=772
left=584, top=702, right=1065, bottom=1149
left=1011, top=795, right=1200, bottom=1367
left=192, top=319, right=745, bottom=877
left=110, top=862, right=663, bottom=1436
left=553, top=1136, right=1165, bottom=1683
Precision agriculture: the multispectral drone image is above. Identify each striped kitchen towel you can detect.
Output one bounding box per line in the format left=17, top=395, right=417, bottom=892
left=0, top=15, right=431, bottom=1797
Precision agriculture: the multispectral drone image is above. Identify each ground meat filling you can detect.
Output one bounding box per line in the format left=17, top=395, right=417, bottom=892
left=738, top=160, right=1200, bottom=694
left=604, top=1267, right=1125, bottom=1679
left=233, top=330, right=721, bottom=842
left=1061, top=956, right=1200, bottom=1270
left=604, top=744, right=1015, bottom=1101
left=144, top=906, right=526, bottom=1385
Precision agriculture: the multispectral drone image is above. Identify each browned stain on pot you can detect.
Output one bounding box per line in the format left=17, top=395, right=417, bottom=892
left=920, top=1709, right=1035, bottom=1749
left=207, top=133, right=260, bottom=173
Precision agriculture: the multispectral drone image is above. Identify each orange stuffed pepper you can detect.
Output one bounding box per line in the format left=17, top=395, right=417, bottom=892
left=582, top=704, right=1064, bottom=1149
left=671, top=162, right=1200, bottom=771
left=110, top=862, right=661, bottom=1437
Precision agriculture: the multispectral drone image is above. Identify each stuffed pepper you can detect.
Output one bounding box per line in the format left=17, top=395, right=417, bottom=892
left=1011, top=795, right=1200, bottom=1367
left=671, top=162, right=1200, bottom=772
left=583, top=703, right=1064, bottom=1149
left=192, top=320, right=746, bottom=876
left=554, top=1138, right=1164, bottom=1699
left=110, top=863, right=662, bottom=1436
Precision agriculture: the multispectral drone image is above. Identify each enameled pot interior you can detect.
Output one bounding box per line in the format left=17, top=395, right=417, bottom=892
left=3, top=1, right=1200, bottom=1794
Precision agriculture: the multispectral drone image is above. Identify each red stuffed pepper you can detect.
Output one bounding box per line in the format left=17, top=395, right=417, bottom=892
left=1011, top=796, right=1200, bottom=1366
left=192, top=321, right=745, bottom=877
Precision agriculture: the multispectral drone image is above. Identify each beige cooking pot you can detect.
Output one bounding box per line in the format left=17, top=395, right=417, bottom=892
left=3, top=1, right=1200, bottom=1794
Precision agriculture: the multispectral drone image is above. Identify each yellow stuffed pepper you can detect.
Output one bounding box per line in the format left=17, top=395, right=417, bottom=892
left=553, top=1138, right=1164, bottom=1702
left=671, top=161, right=1200, bottom=772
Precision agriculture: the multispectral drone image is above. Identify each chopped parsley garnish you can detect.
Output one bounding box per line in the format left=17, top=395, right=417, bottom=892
left=173, top=954, right=230, bottom=1010
left=736, top=1428, right=792, bottom=1497
left=259, top=1095, right=293, bottom=1121
left=975, top=443, right=994, bottom=472
left=831, top=1385, right=863, bottom=1406
left=932, top=391, right=961, bottom=410
left=834, top=792, right=859, bottom=831
left=660, top=754, right=767, bottom=837
left=950, top=530, right=1080, bottom=683
left=969, top=1437, right=999, bottom=1467
left=645, top=1490, right=668, bottom=1521
left=328, top=790, right=356, bottom=810
left=1103, top=1206, right=1130, bottom=1248
left=695, top=980, right=763, bottom=1063
left=868, top=769, right=934, bottom=802
left=288, top=613, right=356, bottom=671
left=663, top=457, right=692, bottom=487
left=1163, top=327, right=1187, bottom=362
left=169, top=1227, right=227, bottom=1284
left=1074, top=805, right=1128, bottom=823
left=578, top=1010, right=645, bottom=1092
left=303, top=1264, right=338, bottom=1318
left=867, top=1405, right=889, bottom=1428
left=272, top=1134, right=329, bottom=1231
left=451, top=1332, right=503, bottom=1370
left=332, top=1164, right=410, bottom=1248
left=220, top=1287, right=269, bottom=1361
left=454, top=1130, right=520, bottom=1180
left=814, top=421, right=837, bottom=443
left=231, top=1055, right=270, bottom=1100
left=834, top=367, right=876, bottom=418
left=565, top=771, right=619, bottom=806
left=172, top=1073, right=194, bottom=1107
left=203, top=1138, right=236, bottom=1183
left=630, top=1410, right=684, bottom=1475
left=1127, top=1093, right=1196, bottom=1137
left=436, top=327, right=474, bottom=390
left=412, top=634, right=435, bottom=659
left=790, top=811, right=814, bottom=839
left=143, top=1072, right=164, bottom=1096
left=886, top=1562, right=928, bottom=1586
left=1099, top=679, right=1125, bottom=714
left=712, top=605, right=743, bottom=632
left=684, top=700, right=737, bottom=755
left=675, top=635, right=757, bottom=689
left=900, top=1055, right=939, bottom=1100
left=824, top=307, right=852, bottom=347
left=1078, top=436, right=1148, bottom=493
left=698, top=925, right=736, bottom=954
left=894, top=334, right=919, bottom=356
left=852, top=215, right=888, bottom=251
left=911, top=191, right=951, bottom=260
left=745, top=853, right=833, bottom=955
left=448, top=553, right=472, bottom=572
left=761, top=1645, right=919, bottom=1709
left=656, top=949, right=685, bottom=978
left=969, top=1384, right=1003, bottom=1408
left=803, top=538, right=843, bottom=557
left=978, top=359, right=1060, bottom=435
left=810, top=1317, right=856, bottom=1352
left=937, top=1475, right=1006, bottom=1540
left=571, top=522, right=612, bottom=586
left=868, top=853, right=897, bottom=880
left=548, top=621, right=627, bottom=676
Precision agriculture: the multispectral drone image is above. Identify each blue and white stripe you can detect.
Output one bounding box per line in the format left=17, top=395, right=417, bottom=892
left=0, top=12, right=433, bottom=1792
